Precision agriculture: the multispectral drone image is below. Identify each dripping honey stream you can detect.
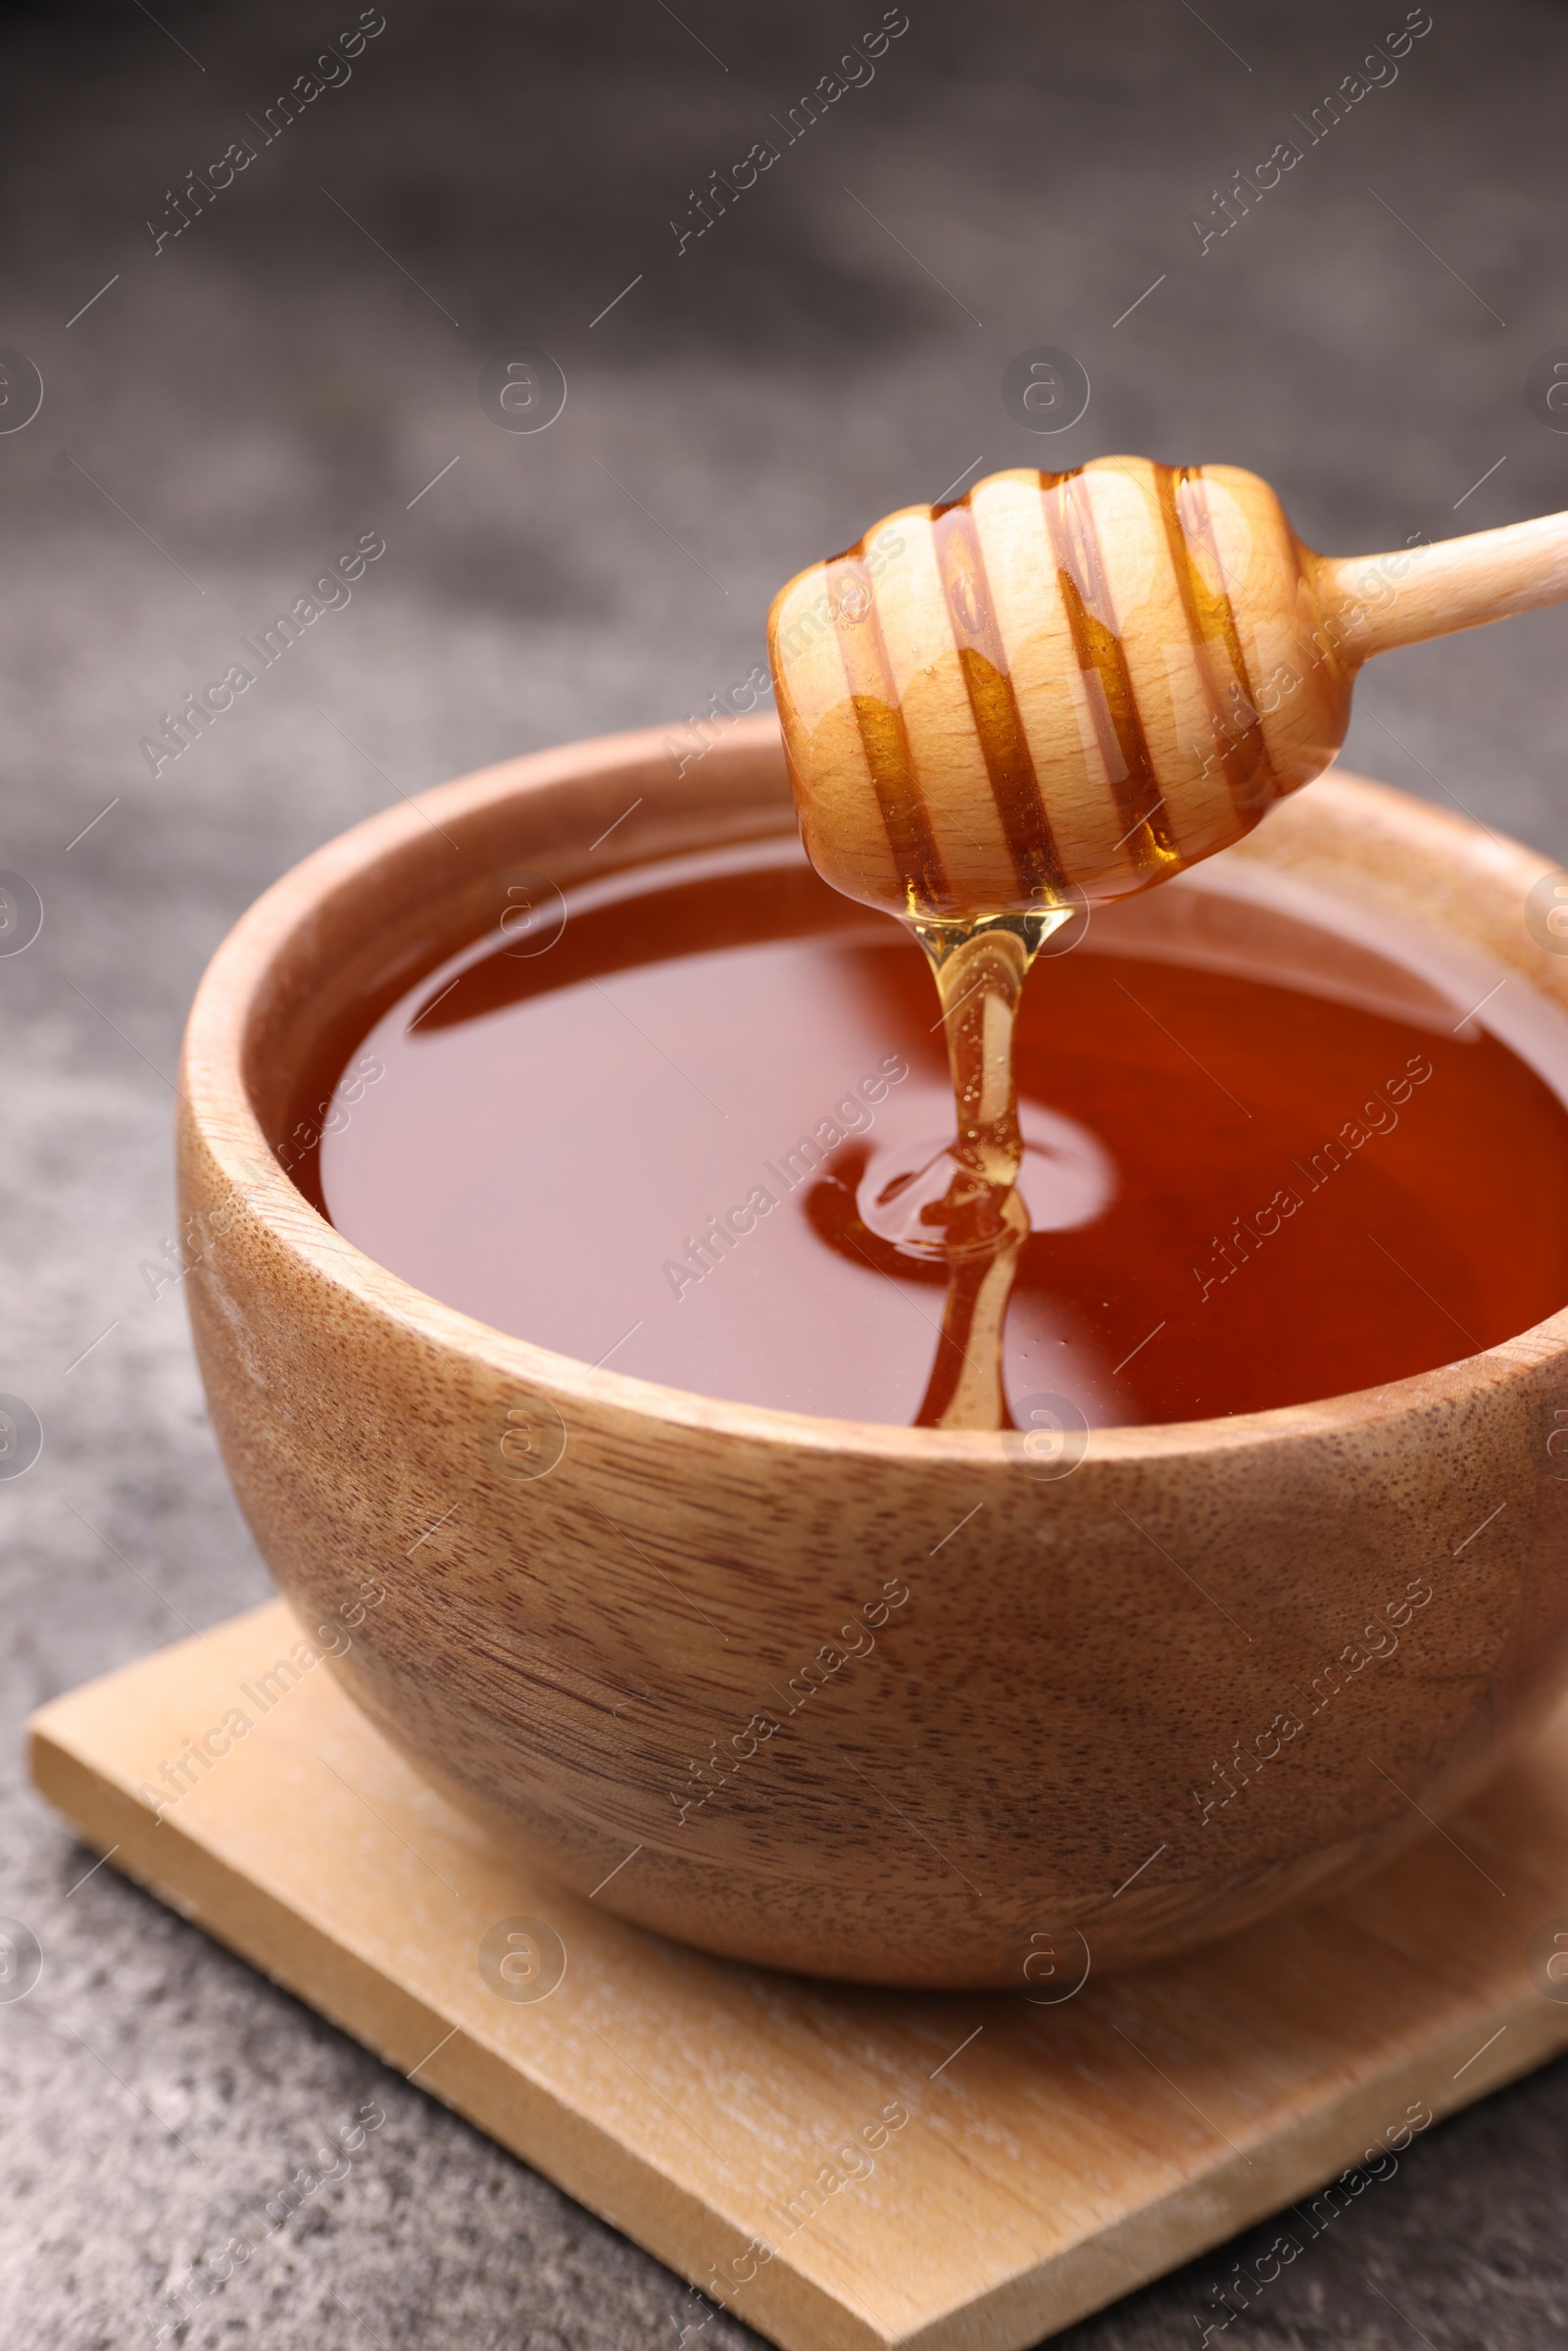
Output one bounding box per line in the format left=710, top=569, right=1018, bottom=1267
left=900, top=907, right=1074, bottom=1430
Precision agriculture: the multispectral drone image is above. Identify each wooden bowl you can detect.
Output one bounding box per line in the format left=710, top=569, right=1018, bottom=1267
left=178, top=715, right=1568, bottom=1988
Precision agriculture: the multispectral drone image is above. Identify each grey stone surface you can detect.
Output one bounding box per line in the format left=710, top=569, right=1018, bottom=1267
left=2, top=0, right=1567, bottom=2343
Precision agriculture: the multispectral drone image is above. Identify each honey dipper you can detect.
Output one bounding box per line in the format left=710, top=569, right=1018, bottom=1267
left=765, top=458, right=1568, bottom=1433
left=766, top=457, right=1568, bottom=927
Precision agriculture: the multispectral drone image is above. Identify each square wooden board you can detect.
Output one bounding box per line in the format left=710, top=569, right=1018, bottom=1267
left=28, top=1601, right=1568, bottom=2351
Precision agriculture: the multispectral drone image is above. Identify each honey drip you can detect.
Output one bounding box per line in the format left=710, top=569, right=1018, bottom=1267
left=901, top=906, right=1075, bottom=1430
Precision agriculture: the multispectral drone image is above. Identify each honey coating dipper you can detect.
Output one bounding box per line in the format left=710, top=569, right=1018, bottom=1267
left=766, top=457, right=1568, bottom=924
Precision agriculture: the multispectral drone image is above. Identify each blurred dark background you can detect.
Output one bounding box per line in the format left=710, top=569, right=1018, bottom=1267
left=3, top=1, right=1567, bottom=2343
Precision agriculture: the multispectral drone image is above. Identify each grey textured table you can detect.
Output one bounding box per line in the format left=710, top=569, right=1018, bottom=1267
left=3, top=2, right=1567, bottom=2343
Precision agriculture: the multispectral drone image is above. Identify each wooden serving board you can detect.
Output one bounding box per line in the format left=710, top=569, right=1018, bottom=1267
left=28, top=1602, right=1568, bottom=2351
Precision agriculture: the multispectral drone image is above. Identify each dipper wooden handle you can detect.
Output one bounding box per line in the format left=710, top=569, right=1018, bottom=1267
left=766, top=458, right=1568, bottom=921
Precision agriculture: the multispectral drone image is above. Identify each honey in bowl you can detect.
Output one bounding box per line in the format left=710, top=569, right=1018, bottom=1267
left=306, top=837, right=1568, bottom=1430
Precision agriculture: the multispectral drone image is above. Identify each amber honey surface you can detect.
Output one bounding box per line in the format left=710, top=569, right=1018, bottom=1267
left=311, top=843, right=1568, bottom=1428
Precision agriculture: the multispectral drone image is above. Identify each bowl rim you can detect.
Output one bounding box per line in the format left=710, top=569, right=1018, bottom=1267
left=179, top=714, right=1568, bottom=1467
